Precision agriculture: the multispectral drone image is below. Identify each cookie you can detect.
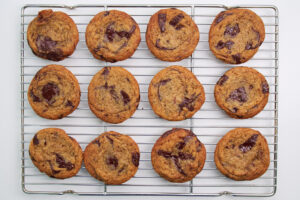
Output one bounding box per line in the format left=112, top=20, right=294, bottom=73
left=83, top=131, right=140, bottom=185
left=151, top=128, right=206, bottom=183
left=88, top=67, right=140, bottom=124
left=85, top=10, right=141, bottom=62
left=146, top=8, right=199, bottom=61
left=148, top=65, right=205, bottom=121
left=209, top=9, right=265, bottom=64
left=214, top=66, right=269, bottom=119
left=28, top=65, right=81, bottom=120
left=29, top=128, right=83, bottom=179
left=27, top=9, right=79, bottom=61
left=215, top=128, right=270, bottom=180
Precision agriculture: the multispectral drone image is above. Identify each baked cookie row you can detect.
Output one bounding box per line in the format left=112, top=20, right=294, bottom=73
left=29, top=127, right=270, bottom=183
left=27, top=8, right=265, bottom=63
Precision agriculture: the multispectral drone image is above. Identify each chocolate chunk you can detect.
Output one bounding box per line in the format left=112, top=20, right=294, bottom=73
left=232, top=53, right=241, bottom=64
left=65, top=100, right=74, bottom=108
left=132, top=152, right=140, bottom=167
left=239, top=134, right=259, bottom=153
left=161, top=128, right=181, bottom=138
left=120, top=90, right=130, bottom=105
left=215, top=40, right=234, bottom=50
left=48, top=161, right=60, bottom=174
left=55, top=154, right=74, bottom=171
left=232, top=107, right=238, bottom=113
left=44, top=49, right=63, bottom=61
left=245, top=41, right=260, bottom=50
left=217, top=75, right=229, bottom=86
left=30, top=90, right=41, bottom=102
left=104, top=11, right=110, bottom=16
left=33, top=134, right=39, bottom=145
left=249, top=85, right=254, bottom=89
left=228, top=87, right=248, bottom=102
left=36, top=35, right=57, bottom=52
left=106, top=156, right=118, bottom=168
left=42, top=83, right=59, bottom=104
left=179, top=93, right=200, bottom=112
left=169, top=14, right=184, bottom=27
left=155, top=39, right=176, bottom=50
left=158, top=13, right=166, bottom=33
left=118, top=166, right=125, bottom=174
left=175, top=24, right=184, bottom=30
left=157, top=78, right=171, bottom=100
left=262, top=82, right=269, bottom=94
left=93, top=140, right=101, bottom=147
left=224, top=24, right=240, bottom=37
left=105, top=23, right=115, bottom=42
left=176, top=131, right=194, bottom=150
left=157, top=150, right=172, bottom=158
left=176, top=142, right=185, bottom=150
left=215, top=12, right=233, bottom=24
left=109, top=89, right=119, bottom=101
left=172, top=156, right=186, bottom=176
left=252, top=27, right=261, bottom=42
left=178, top=152, right=195, bottom=160
left=106, top=135, right=114, bottom=145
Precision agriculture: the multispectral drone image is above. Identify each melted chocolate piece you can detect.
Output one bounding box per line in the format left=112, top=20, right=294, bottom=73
left=169, top=14, right=184, bottom=27
left=239, top=134, right=259, bottom=153
left=106, top=135, right=114, bottom=145
left=262, top=82, right=269, bottom=94
left=216, top=40, right=235, bottom=50
left=48, top=161, right=60, bottom=174
left=55, top=154, right=74, bottom=170
left=105, top=23, right=115, bottom=42
left=120, top=90, right=130, bottom=105
left=155, top=39, right=176, bottom=50
left=33, top=134, right=39, bottom=145
left=42, top=83, right=59, bottom=104
left=245, top=41, right=260, bottom=50
left=118, top=166, right=125, bottom=174
left=158, top=13, right=166, bottom=33
left=228, top=87, right=248, bottom=102
left=249, top=85, right=254, bottom=90
left=215, top=12, right=233, bottom=24
left=157, top=78, right=171, bottom=100
left=36, top=35, right=57, bottom=52
left=232, top=53, right=241, bottom=64
left=117, top=25, right=136, bottom=39
left=175, top=24, right=184, bottom=30
left=217, top=75, right=229, bottom=86
left=172, top=156, right=186, bottom=176
left=132, top=152, right=140, bottom=167
left=93, top=140, right=101, bottom=147
left=65, top=100, right=74, bottom=108
left=44, top=49, right=63, bottom=61
left=104, top=11, right=110, bottom=16
left=232, top=107, right=238, bottom=113
left=107, top=156, right=118, bottom=168
left=178, top=152, right=195, bottom=160
left=224, top=24, right=240, bottom=37
left=252, top=27, right=261, bottom=42
left=110, top=89, right=119, bottom=101
left=179, top=93, right=200, bottom=112
left=105, top=23, right=136, bottom=42
left=176, top=131, right=194, bottom=150
left=30, top=90, right=41, bottom=102
left=157, top=150, right=172, bottom=158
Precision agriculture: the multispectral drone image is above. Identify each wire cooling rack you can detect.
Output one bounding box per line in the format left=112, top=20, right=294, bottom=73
left=20, top=4, right=279, bottom=197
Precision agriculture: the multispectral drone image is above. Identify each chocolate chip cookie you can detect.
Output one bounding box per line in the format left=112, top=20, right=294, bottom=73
left=84, top=131, right=140, bottom=185
left=214, top=66, right=269, bottom=119
left=27, top=9, right=79, bottom=61
left=29, top=128, right=83, bottom=179
left=146, top=8, right=199, bottom=62
left=28, top=65, right=81, bottom=120
left=88, top=67, right=140, bottom=124
left=215, top=128, right=270, bottom=180
left=85, top=10, right=141, bottom=62
left=148, top=65, right=205, bottom=121
left=209, top=9, right=265, bottom=64
left=151, top=128, right=206, bottom=183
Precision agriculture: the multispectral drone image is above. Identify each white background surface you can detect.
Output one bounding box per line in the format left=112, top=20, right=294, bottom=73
left=0, top=0, right=299, bottom=199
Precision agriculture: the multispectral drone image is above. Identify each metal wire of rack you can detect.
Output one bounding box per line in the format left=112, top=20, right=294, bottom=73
left=20, top=4, right=279, bottom=197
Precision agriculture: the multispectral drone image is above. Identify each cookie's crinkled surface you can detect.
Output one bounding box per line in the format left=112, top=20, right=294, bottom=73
left=29, top=128, right=83, bottom=179
left=148, top=65, right=205, bottom=121
left=209, top=9, right=265, bottom=64
left=83, top=131, right=140, bottom=185
left=214, top=66, right=269, bottom=119
left=27, top=65, right=81, bottom=120
left=27, top=9, right=79, bottom=61
left=146, top=8, right=199, bottom=61
left=88, top=67, right=140, bottom=124
left=151, top=128, right=206, bottom=183
left=85, top=10, right=141, bottom=62
left=215, top=128, right=270, bottom=180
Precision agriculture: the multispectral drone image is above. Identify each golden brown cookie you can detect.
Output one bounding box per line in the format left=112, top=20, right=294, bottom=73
left=85, top=10, right=141, bottom=62
left=83, top=131, right=140, bottom=185
left=88, top=67, right=140, bottom=124
left=148, top=66, right=205, bottom=121
left=28, top=65, right=81, bottom=120
left=29, top=128, right=83, bottom=179
left=209, top=9, right=265, bottom=64
left=215, top=128, right=270, bottom=180
left=151, top=128, right=206, bottom=183
left=214, top=66, right=269, bottom=119
left=27, top=9, right=79, bottom=61
left=146, top=8, right=199, bottom=61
